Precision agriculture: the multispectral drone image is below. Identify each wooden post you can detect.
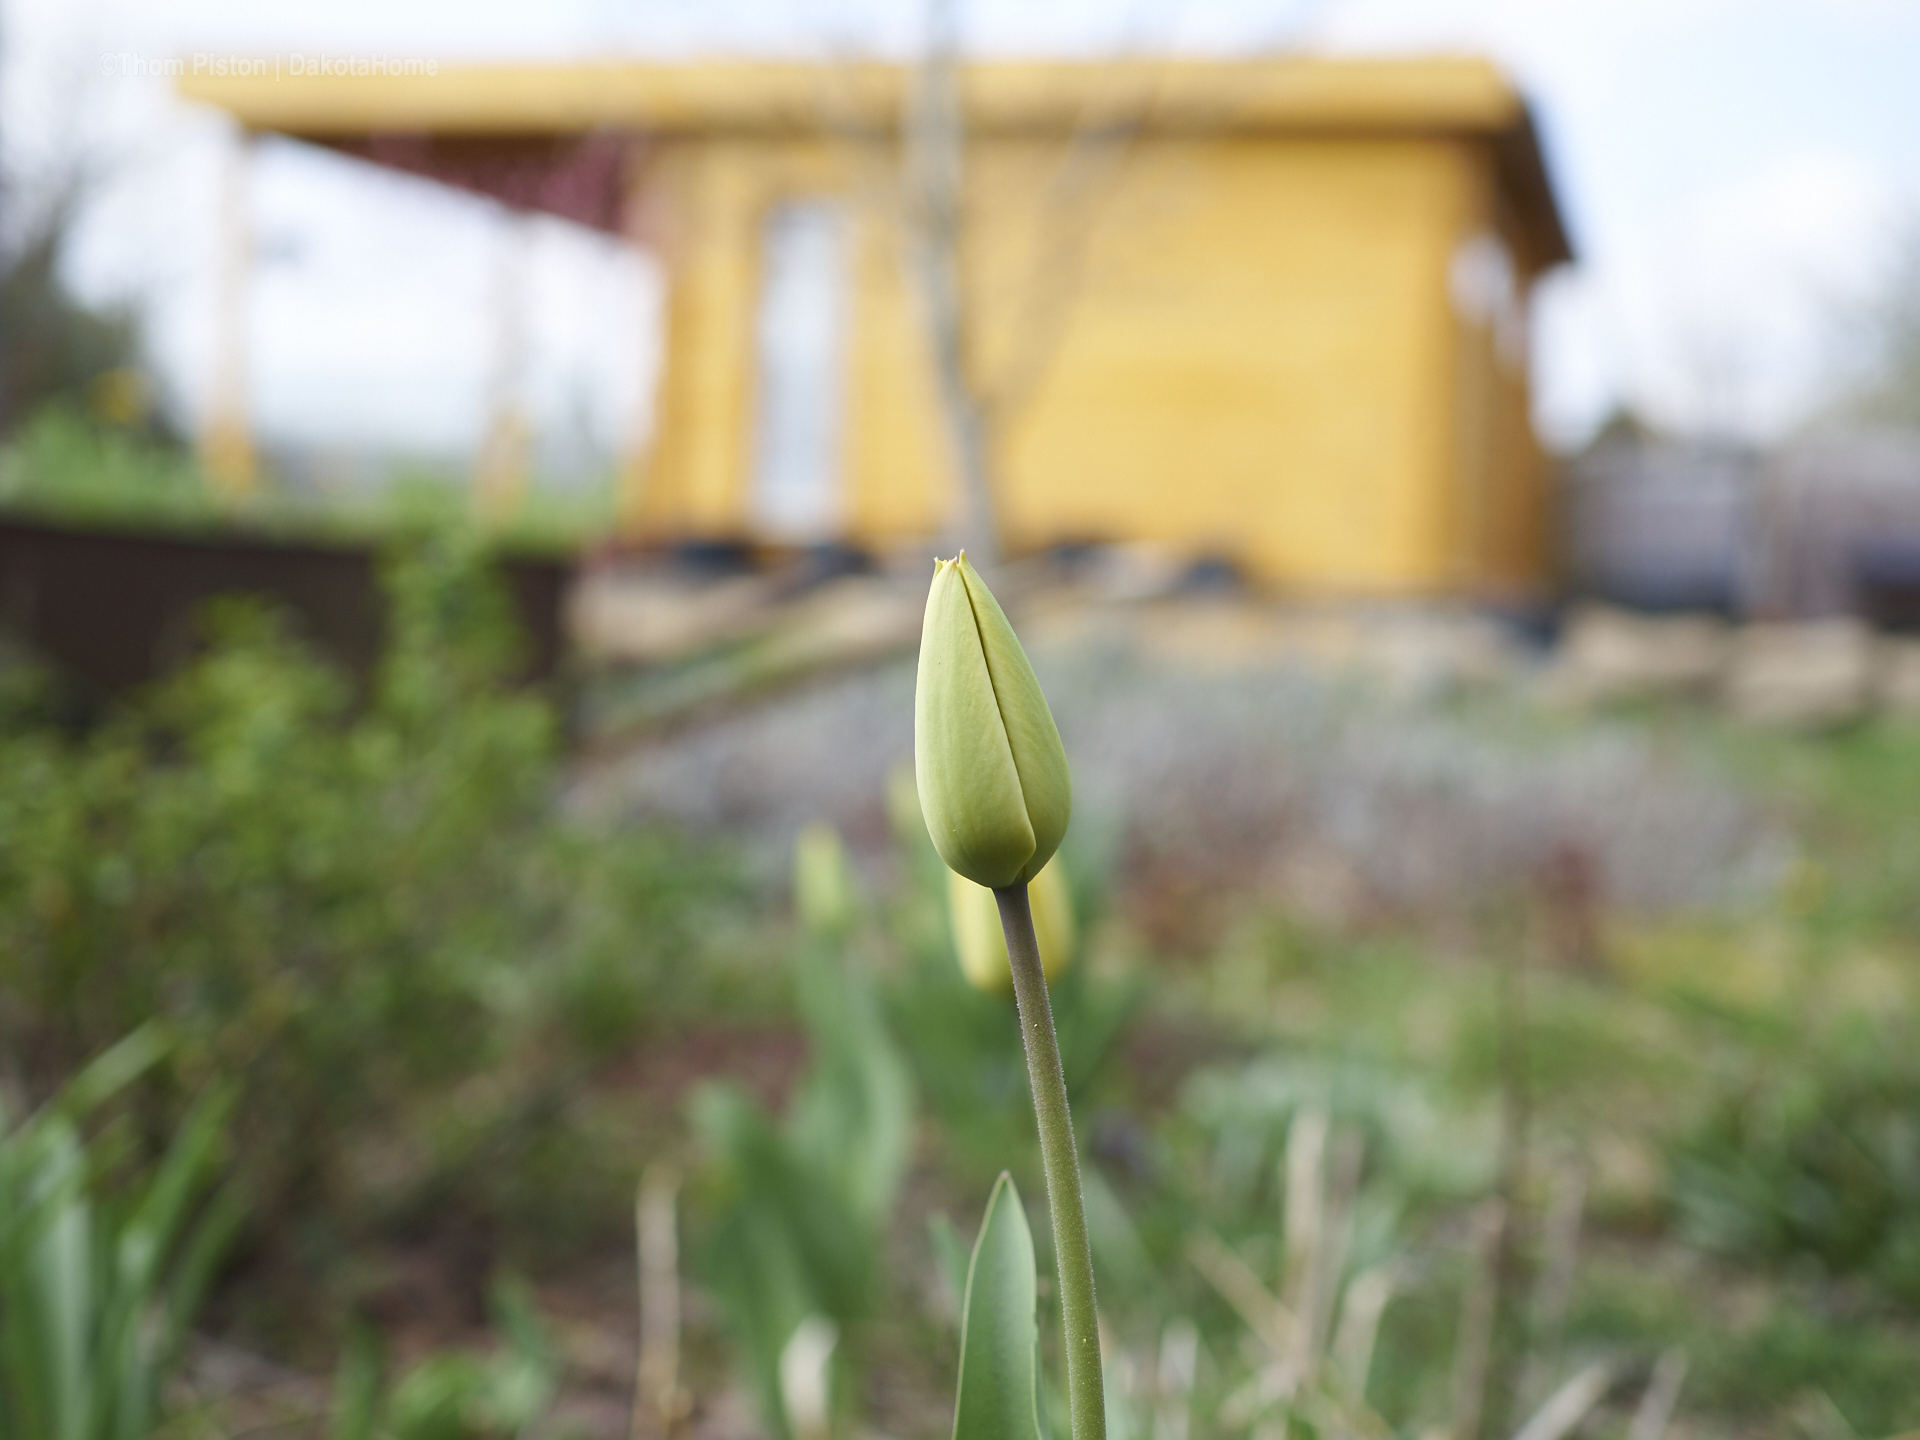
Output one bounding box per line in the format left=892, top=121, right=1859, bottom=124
left=616, top=137, right=664, bottom=542
left=476, top=210, right=532, bottom=521
left=200, top=126, right=256, bottom=496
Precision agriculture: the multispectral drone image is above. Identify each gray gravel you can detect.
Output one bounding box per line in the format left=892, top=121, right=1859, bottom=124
left=575, top=623, right=1789, bottom=927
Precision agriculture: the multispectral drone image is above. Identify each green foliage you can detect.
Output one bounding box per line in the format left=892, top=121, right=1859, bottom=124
left=690, top=935, right=915, bottom=1440
left=787, top=945, right=917, bottom=1227
left=1684, top=1301, right=1920, bottom=1435
left=718, top=698, right=1920, bottom=1440
left=1606, top=726, right=1920, bottom=1313
left=1178, top=1055, right=1494, bottom=1222
left=329, top=1278, right=557, bottom=1440
left=0, top=1028, right=239, bottom=1440
left=1668, top=1027, right=1920, bottom=1304
left=0, top=406, right=208, bottom=526
left=0, top=404, right=612, bottom=551
left=0, top=541, right=733, bottom=1278
left=883, top=856, right=1140, bottom=1178
left=1576, top=1257, right=1920, bottom=1435
left=951, top=1175, right=1045, bottom=1440
left=1106, top=1064, right=1441, bottom=1433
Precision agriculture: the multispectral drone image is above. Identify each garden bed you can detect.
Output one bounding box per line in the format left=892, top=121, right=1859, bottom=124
left=0, top=513, right=573, bottom=707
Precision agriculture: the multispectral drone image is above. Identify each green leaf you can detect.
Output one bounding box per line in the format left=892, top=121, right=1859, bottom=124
left=952, top=1173, right=1044, bottom=1440
left=787, top=941, right=915, bottom=1226
left=43, top=1026, right=168, bottom=1122
left=691, top=1083, right=861, bottom=1440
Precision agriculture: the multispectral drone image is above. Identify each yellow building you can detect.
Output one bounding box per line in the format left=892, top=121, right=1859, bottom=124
left=184, top=56, right=1571, bottom=596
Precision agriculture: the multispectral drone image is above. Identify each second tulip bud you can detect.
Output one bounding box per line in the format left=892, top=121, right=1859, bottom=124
left=948, top=857, right=1078, bottom=996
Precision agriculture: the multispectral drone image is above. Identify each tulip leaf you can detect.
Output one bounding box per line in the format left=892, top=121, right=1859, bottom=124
left=951, top=1173, right=1046, bottom=1440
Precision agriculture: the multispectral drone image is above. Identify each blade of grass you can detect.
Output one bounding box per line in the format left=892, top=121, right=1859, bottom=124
left=1509, top=1362, right=1613, bottom=1440
left=1626, top=1350, right=1687, bottom=1440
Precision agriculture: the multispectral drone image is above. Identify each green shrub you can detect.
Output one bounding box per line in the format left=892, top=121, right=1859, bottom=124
left=0, top=541, right=734, bottom=1288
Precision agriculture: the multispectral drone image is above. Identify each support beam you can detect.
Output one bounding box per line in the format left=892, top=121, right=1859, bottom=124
left=199, top=126, right=257, bottom=496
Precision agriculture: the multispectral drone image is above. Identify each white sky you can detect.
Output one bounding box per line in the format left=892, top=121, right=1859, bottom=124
left=6, top=0, right=1920, bottom=468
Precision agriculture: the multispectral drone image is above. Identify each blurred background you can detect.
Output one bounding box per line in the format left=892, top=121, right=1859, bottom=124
left=4, top=2, right=1920, bottom=1438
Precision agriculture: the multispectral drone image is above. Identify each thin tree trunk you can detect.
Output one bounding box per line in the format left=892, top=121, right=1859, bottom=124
left=908, top=0, right=998, bottom=565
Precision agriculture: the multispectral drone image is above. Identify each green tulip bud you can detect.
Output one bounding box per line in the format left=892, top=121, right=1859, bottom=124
left=914, top=553, right=1072, bottom=889
left=949, top=856, right=1077, bottom=995
left=793, top=821, right=855, bottom=937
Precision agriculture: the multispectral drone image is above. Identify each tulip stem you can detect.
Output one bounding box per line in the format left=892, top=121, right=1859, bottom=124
left=995, top=882, right=1105, bottom=1440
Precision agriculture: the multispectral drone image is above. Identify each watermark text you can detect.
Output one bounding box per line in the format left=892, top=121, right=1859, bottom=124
left=102, top=53, right=441, bottom=80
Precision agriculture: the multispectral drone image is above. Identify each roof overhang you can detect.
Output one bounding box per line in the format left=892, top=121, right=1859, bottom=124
left=180, top=56, right=1573, bottom=268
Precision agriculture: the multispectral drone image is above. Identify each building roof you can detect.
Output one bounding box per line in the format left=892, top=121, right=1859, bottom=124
left=181, top=55, right=1572, bottom=269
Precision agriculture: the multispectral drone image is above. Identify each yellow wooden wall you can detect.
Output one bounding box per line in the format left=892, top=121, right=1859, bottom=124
left=624, top=125, right=1549, bottom=594
left=1442, top=145, right=1551, bottom=595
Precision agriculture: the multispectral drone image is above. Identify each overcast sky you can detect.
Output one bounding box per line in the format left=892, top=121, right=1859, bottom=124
left=7, top=0, right=1920, bottom=470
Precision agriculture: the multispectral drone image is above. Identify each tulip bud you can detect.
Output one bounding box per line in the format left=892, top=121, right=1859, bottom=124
left=793, top=821, right=855, bottom=937
left=913, top=553, right=1072, bottom=889
left=948, top=856, right=1077, bottom=995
